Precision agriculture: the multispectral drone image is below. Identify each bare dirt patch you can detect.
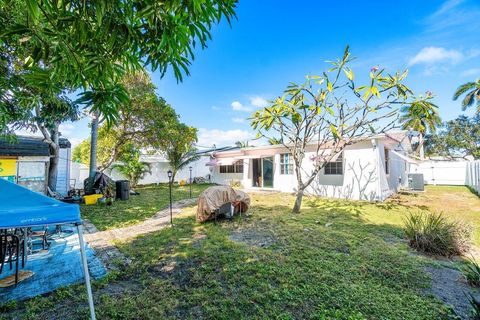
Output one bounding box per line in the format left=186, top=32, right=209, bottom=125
left=229, top=228, right=276, bottom=248
left=425, top=265, right=480, bottom=319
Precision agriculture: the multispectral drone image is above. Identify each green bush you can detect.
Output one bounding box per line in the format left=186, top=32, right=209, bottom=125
left=469, top=294, right=480, bottom=320
left=463, top=257, right=480, bottom=287
left=403, top=211, right=471, bottom=256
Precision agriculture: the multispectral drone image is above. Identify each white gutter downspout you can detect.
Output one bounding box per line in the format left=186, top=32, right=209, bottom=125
left=372, top=139, right=382, bottom=201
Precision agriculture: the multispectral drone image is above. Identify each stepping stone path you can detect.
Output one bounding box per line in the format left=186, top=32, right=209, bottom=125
left=83, top=198, right=197, bottom=270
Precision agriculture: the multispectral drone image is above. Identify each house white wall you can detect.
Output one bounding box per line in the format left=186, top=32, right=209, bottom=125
left=107, top=155, right=213, bottom=185
left=70, top=162, right=89, bottom=189
left=306, top=140, right=383, bottom=201
left=210, top=138, right=409, bottom=201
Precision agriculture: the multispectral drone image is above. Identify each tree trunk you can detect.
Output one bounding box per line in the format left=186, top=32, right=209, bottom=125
left=89, top=112, right=99, bottom=178
left=418, top=132, right=425, bottom=159
left=87, top=112, right=99, bottom=194
left=47, top=126, right=60, bottom=192
left=292, top=188, right=304, bottom=213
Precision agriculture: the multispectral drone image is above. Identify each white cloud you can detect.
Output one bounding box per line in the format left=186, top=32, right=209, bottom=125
left=408, top=47, right=463, bottom=66
left=460, top=68, right=480, bottom=77
left=211, top=105, right=221, bottom=110
left=197, top=128, right=254, bottom=147
left=250, top=96, right=269, bottom=108
left=59, top=123, right=74, bottom=135
left=231, top=101, right=252, bottom=112
left=232, top=117, right=245, bottom=124
left=430, top=0, right=464, bottom=18
left=68, top=137, right=84, bottom=149
left=423, top=0, right=480, bottom=33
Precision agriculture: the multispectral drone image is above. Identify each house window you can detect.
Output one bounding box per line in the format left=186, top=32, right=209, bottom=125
left=219, top=161, right=243, bottom=174
left=385, top=148, right=390, bottom=175
left=280, top=154, right=293, bottom=175
left=324, top=153, right=343, bottom=175
left=235, top=161, right=244, bottom=173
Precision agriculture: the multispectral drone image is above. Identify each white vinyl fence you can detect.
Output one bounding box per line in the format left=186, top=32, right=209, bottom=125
left=410, top=160, right=480, bottom=192
left=410, top=161, right=468, bottom=185
left=467, top=161, right=480, bottom=193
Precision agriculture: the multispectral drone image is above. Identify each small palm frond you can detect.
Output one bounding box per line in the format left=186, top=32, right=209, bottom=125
left=462, top=91, right=476, bottom=111
left=453, top=82, right=476, bottom=101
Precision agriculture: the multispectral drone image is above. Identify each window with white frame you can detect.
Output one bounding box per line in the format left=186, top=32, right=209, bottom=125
left=219, top=161, right=243, bottom=174
left=235, top=161, right=244, bottom=173
left=280, top=153, right=293, bottom=174
left=324, top=153, right=343, bottom=175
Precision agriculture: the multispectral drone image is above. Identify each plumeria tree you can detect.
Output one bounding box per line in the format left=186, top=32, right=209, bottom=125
left=251, top=47, right=437, bottom=213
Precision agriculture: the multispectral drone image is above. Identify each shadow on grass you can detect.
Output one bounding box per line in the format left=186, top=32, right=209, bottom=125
left=5, top=199, right=454, bottom=320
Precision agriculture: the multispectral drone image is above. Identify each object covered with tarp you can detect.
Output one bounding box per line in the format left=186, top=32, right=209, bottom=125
left=196, top=186, right=250, bottom=222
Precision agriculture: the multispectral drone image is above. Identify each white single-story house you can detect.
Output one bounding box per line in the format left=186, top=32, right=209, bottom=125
left=208, top=131, right=417, bottom=201
left=104, top=146, right=239, bottom=185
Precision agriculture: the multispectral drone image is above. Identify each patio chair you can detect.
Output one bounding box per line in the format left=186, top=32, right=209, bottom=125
left=0, top=232, right=25, bottom=286
left=28, top=227, right=50, bottom=251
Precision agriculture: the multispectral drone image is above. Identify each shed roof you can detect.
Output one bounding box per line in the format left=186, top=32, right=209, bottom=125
left=0, top=136, right=71, bottom=157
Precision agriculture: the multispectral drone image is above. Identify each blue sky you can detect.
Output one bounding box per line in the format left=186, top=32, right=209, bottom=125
left=56, top=0, right=480, bottom=148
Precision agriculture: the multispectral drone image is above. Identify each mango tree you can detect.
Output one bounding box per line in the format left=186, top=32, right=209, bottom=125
left=1, top=0, right=236, bottom=190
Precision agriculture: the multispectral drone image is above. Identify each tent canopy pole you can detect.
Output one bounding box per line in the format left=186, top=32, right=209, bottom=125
left=76, top=224, right=96, bottom=320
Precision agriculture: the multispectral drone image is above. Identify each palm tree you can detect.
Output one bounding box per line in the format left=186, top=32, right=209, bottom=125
left=165, top=145, right=200, bottom=182
left=453, top=80, right=480, bottom=112
left=111, top=146, right=151, bottom=188
left=235, top=140, right=249, bottom=148
left=400, top=99, right=442, bottom=158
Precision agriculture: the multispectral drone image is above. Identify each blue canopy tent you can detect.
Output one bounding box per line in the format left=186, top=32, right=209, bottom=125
left=0, top=178, right=96, bottom=319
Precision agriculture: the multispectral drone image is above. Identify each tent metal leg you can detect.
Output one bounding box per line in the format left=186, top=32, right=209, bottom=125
left=23, top=228, right=27, bottom=267
left=77, top=224, right=96, bottom=320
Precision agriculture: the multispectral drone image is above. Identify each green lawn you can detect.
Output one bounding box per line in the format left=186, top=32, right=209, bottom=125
left=81, top=183, right=213, bottom=231
left=3, top=186, right=479, bottom=319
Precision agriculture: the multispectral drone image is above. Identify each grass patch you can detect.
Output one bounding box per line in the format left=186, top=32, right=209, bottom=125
left=5, top=186, right=480, bottom=319
left=80, top=183, right=213, bottom=230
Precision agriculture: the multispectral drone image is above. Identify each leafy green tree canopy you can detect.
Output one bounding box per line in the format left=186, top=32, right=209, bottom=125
left=425, top=114, right=480, bottom=159
left=0, top=0, right=237, bottom=130
left=73, top=71, right=181, bottom=170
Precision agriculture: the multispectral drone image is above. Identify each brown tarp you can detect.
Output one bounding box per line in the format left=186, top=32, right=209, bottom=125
left=196, top=186, right=250, bottom=222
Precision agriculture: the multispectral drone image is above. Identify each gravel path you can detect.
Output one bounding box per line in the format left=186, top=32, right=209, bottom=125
left=83, top=198, right=197, bottom=270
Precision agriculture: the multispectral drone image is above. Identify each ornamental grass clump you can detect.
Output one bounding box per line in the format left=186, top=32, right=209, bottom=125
left=463, top=257, right=480, bottom=287
left=403, top=211, right=471, bottom=256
